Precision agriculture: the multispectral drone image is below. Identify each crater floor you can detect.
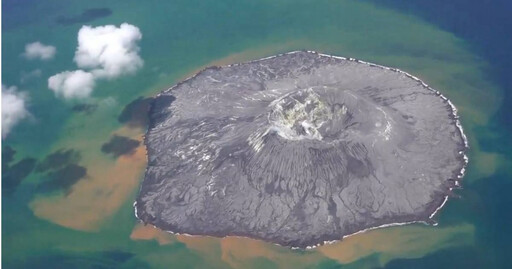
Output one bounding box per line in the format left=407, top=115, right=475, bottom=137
left=135, top=51, right=467, bottom=248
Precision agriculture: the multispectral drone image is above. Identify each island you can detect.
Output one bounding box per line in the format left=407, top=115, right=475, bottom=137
left=134, top=51, right=468, bottom=248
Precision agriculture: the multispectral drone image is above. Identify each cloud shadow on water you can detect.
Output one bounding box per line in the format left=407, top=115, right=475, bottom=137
left=36, top=148, right=81, bottom=173
left=71, top=103, right=98, bottom=115
left=2, top=145, right=37, bottom=193
left=2, top=145, right=16, bottom=166
left=118, top=96, right=153, bottom=129
left=37, top=164, right=87, bottom=194
left=101, top=135, right=141, bottom=158
left=55, top=8, right=112, bottom=26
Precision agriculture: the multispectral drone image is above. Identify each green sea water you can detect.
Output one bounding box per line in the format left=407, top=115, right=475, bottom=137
left=3, top=0, right=511, bottom=268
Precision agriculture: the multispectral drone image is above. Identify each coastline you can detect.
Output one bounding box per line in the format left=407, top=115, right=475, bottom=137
left=134, top=50, right=469, bottom=249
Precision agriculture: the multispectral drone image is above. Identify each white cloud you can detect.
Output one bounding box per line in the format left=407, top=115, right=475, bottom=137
left=23, top=42, right=56, bottom=60
left=2, top=85, right=30, bottom=138
left=48, top=23, right=143, bottom=100
left=74, top=23, right=143, bottom=79
left=48, top=70, right=96, bottom=99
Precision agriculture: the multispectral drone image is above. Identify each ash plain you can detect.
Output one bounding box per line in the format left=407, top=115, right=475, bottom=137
left=135, top=51, right=468, bottom=248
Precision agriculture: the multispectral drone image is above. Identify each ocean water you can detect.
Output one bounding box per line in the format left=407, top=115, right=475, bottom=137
left=2, top=0, right=511, bottom=268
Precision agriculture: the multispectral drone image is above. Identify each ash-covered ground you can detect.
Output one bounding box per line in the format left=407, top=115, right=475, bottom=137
left=135, top=51, right=467, bottom=248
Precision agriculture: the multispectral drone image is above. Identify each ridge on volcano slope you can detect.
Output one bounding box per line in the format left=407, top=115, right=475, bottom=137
left=135, top=51, right=468, bottom=248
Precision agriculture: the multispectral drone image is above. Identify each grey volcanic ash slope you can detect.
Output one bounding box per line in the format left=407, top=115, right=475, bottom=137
left=135, top=51, right=467, bottom=248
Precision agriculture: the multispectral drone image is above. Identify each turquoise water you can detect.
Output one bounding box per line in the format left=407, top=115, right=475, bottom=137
left=3, top=0, right=511, bottom=268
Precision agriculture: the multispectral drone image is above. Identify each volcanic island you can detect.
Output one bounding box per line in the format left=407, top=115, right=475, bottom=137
left=134, top=51, right=468, bottom=248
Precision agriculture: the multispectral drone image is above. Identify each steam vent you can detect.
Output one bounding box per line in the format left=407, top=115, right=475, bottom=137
left=135, top=51, right=468, bottom=248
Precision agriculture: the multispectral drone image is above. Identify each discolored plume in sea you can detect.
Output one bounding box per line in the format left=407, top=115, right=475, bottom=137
left=135, top=51, right=468, bottom=248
